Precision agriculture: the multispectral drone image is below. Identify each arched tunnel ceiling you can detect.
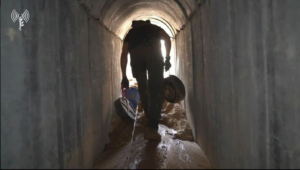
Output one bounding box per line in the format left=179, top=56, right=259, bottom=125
left=79, top=0, right=200, bottom=39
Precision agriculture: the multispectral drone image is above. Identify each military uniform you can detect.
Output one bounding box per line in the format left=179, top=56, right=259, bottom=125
left=124, top=24, right=165, bottom=130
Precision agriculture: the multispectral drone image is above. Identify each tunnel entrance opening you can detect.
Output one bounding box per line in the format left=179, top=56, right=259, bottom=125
left=123, top=18, right=177, bottom=87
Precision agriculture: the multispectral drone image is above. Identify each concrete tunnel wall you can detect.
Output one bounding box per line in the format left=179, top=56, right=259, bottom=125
left=176, top=0, right=300, bottom=169
left=1, top=0, right=300, bottom=169
left=1, top=0, right=196, bottom=169
left=1, top=0, right=123, bottom=168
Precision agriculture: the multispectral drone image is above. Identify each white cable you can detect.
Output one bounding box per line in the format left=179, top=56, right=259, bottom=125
left=127, top=108, right=138, bottom=169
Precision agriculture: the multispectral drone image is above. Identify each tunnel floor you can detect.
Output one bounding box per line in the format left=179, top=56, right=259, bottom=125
left=93, top=103, right=212, bottom=169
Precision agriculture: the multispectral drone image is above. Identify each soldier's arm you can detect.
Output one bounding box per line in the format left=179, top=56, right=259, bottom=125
left=160, top=30, right=171, bottom=58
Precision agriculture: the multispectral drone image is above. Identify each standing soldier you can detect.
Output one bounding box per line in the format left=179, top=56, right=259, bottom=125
left=120, top=20, right=171, bottom=141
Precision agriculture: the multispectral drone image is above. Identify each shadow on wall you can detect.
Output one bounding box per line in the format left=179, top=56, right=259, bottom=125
left=187, top=90, right=196, bottom=138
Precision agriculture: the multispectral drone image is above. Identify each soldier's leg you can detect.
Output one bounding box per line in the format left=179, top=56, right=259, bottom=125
left=131, top=55, right=149, bottom=116
left=146, top=54, right=165, bottom=129
left=135, top=69, right=148, bottom=116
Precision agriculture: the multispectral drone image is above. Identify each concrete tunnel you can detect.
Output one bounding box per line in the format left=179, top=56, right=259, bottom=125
left=1, top=0, right=300, bottom=169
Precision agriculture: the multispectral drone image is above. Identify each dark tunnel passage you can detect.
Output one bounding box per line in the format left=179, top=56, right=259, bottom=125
left=1, top=0, right=300, bottom=169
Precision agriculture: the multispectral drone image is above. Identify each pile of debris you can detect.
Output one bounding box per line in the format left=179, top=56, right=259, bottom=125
left=160, top=101, right=194, bottom=141
left=137, top=98, right=194, bottom=141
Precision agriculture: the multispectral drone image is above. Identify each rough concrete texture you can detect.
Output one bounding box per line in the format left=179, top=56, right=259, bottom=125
left=93, top=106, right=212, bottom=169
left=79, top=0, right=199, bottom=39
left=176, top=0, right=300, bottom=168
left=1, top=0, right=122, bottom=168
left=175, top=21, right=197, bottom=139
left=94, top=125, right=212, bottom=169
left=2, top=0, right=300, bottom=169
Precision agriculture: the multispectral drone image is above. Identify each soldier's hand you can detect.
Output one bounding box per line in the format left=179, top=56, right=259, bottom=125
left=121, top=77, right=129, bottom=89
left=165, top=56, right=171, bottom=72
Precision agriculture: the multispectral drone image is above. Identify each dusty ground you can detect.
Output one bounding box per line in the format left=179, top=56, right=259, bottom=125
left=93, top=101, right=212, bottom=169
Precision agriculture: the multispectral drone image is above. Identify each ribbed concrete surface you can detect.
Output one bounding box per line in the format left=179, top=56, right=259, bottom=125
left=79, top=0, right=200, bottom=38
